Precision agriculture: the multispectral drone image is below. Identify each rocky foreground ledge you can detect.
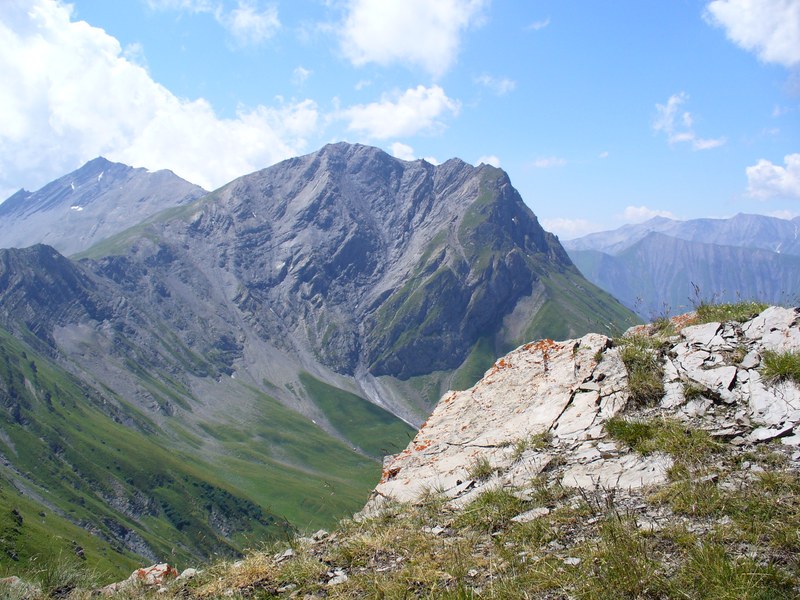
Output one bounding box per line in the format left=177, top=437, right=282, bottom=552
left=364, top=305, right=800, bottom=515
left=4, top=305, right=800, bottom=598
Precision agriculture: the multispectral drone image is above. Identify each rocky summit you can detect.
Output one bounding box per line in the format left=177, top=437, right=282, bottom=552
left=0, top=157, right=205, bottom=256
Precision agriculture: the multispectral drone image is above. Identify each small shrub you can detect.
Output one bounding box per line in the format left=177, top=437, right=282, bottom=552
left=761, top=350, right=800, bottom=384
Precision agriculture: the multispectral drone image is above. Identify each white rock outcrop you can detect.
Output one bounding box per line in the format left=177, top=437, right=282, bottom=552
left=363, top=306, right=800, bottom=515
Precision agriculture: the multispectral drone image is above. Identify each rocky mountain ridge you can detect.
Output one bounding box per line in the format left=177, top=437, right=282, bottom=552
left=0, top=157, right=206, bottom=256
left=564, top=213, right=800, bottom=256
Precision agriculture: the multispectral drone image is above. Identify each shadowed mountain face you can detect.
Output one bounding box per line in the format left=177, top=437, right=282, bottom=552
left=0, top=157, right=206, bottom=256
left=0, top=143, right=637, bottom=568
left=564, top=215, right=800, bottom=319
left=78, top=143, right=636, bottom=397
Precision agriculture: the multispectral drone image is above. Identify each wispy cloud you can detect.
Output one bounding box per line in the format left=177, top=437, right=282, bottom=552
left=746, top=153, right=800, bottom=199
left=540, top=217, right=598, bottom=239
left=621, top=205, right=676, bottom=223
left=653, top=92, right=726, bottom=151
left=292, top=66, right=311, bottom=85
left=474, top=74, right=516, bottom=96
left=532, top=156, right=567, bottom=168
left=526, top=18, right=550, bottom=31
left=476, top=155, right=500, bottom=167
left=147, top=0, right=280, bottom=46
left=217, top=1, right=280, bottom=46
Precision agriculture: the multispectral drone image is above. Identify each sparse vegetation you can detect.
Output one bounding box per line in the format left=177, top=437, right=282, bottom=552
left=616, top=335, right=665, bottom=405
left=761, top=349, right=800, bottom=384
left=455, top=487, right=526, bottom=532
left=694, top=300, right=768, bottom=325
left=466, top=455, right=494, bottom=480
left=509, top=431, right=551, bottom=461
left=606, top=416, right=722, bottom=464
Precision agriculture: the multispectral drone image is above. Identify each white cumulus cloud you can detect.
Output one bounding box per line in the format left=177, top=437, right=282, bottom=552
left=476, top=155, right=500, bottom=167
left=390, top=142, right=416, bottom=161
left=0, top=0, right=316, bottom=193
left=704, top=0, right=800, bottom=67
left=622, top=205, right=676, bottom=223
left=339, top=85, right=460, bottom=139
left=746, top=153, right=800, bottom=199
left=339, top=0, right=489, bottom=77
left=653, top=92, right=726, bottom=151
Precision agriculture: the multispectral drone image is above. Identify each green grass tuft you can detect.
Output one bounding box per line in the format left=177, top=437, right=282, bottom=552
left=695, top=301, right=768, bottom=325
left=617, top=335, right=665, bottom=405
left=605, top=416, right=722, bottom=462
left=466, top=455, right=495, bottom=481
left=761, top=350, right=800, bottom=384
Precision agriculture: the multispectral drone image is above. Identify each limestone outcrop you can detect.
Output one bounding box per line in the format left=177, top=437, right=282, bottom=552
left=364, top=306, right=800, bottom=514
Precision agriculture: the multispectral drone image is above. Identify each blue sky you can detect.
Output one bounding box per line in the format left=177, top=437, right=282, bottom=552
left=1, top=1, right=798, bottom=238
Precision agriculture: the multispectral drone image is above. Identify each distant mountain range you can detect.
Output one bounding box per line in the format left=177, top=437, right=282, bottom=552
left=564, top=214, right=800, bottom=318
left=0, top=143, right=637, bottom=572
left=0, top=157, right=206, bottom=255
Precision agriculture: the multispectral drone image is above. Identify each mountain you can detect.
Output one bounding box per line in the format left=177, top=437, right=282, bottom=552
left=564, top=213, right=800, bottom=256
left=0, top=157, right=206, bottom=256
left=0, top=143, right=638, bottom=570
left=564, top=214, right=800, bottom=319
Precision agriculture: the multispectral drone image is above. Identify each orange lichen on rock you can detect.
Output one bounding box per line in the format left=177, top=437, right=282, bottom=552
left=381, top=466, right=402, bottom=482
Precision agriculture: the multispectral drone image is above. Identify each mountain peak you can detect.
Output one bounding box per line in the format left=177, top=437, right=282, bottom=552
left=0, top=158, right=206, bottom=255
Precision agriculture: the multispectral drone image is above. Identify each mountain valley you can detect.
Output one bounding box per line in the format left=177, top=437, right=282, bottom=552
left=0, top=143, right=637, bottom=572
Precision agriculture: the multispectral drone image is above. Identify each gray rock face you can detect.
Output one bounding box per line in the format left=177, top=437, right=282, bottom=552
left=166, top=143, right=574, bottom=378
left=363, top=306, right=800, bottom=513
left=59, top=142, right=634, bottom=420
left=0, top=157, right=206, bottom=255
